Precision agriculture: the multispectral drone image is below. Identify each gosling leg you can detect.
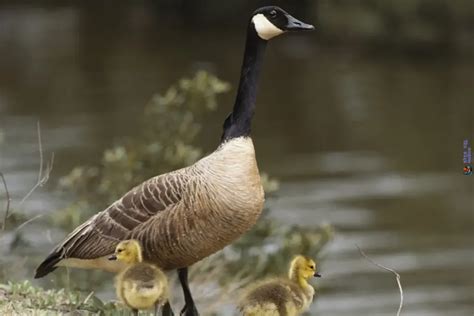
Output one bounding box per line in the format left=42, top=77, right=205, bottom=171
left=162, top=302, right=174, bottom=316
left=154, top=302, right=161, bottom=316
left=178, top=267, right=199, bottom=316
left=132, top=309, right=139, bottom=316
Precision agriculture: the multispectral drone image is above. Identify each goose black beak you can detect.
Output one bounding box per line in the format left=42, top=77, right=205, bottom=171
left=314, top=272, right=322, bottom=277
left=284, top=14, right=315, bottom=31
left=108, top=254, right=117, bottom=261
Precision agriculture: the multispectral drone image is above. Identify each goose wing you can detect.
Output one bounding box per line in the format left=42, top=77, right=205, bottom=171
left=34, top=171, right=189, bottom=278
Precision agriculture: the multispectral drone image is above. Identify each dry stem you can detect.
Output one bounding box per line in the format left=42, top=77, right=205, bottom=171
left=357, top=244, right=403, bottom=316
left=0, top=172, right=11, bottom=230
left=1, top=121, right=54, bottom=232
left=18, top=121, right=55, bottom=207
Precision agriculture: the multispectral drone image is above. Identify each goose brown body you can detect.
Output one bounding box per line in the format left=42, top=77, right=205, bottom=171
left=36, top=136, right=264, bottom=275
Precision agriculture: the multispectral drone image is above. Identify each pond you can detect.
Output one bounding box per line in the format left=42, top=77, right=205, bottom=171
left=0, top=4, right=473, bottom=316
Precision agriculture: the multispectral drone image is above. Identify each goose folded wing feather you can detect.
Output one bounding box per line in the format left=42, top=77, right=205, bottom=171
left=57, top=172, right=189, bottom=260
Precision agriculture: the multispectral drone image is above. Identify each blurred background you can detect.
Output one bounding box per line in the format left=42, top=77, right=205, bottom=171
left=0, top=0, right=473, bottom=315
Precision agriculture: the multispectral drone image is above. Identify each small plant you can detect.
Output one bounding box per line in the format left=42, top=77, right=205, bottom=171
left=3, top=71, right=333, bottom=314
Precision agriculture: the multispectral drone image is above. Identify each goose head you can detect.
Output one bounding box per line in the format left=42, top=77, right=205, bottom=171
left=290, top=255, right=322, bottom=280
left=251, top=6, right=314, bottom=41
left=108, top=239, right=143, bottom=264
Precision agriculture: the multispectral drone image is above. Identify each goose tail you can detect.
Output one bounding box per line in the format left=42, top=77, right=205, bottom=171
left=34, top=250, right=62, bottom=278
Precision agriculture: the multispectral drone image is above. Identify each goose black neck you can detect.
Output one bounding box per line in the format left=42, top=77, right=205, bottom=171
left=221, top=24, right=267, bottom=142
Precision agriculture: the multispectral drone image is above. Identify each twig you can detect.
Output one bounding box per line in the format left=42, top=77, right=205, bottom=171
left=37, top=120, right=43, bottom=185
left=1, top=121, right=54, bottom=234
left=356, top=244, right=403, bottom=316
left=0, top=214, right=44, bottom=246
left=83, top=291, right=95, bottom=305
left=18, top=121, right=54, bottom=207
left=14, top=214, right=44, bottom=232
left=0, top=172, right=11, bottom=231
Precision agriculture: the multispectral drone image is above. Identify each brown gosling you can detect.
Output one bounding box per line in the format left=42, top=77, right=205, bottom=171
left=109, top=240, right=169, bottom=316
left=238, top=255, right=321, bottom=316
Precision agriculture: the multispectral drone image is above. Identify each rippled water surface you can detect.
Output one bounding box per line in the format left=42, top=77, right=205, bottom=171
left=0, top=5, right=473, bottom=316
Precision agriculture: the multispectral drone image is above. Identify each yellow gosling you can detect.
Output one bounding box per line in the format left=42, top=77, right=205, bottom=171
left=238, top=255, right=321, bottom=316
left=109, top=240, right=169, bottom=316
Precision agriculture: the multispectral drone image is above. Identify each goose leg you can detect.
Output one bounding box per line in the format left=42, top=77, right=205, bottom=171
left=178, top=268, right=199, bottom=316
left=162, top=302, right=174, bottom=316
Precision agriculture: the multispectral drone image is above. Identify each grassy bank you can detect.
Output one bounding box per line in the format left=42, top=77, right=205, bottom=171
left=0, top=281, right=119, bottom=315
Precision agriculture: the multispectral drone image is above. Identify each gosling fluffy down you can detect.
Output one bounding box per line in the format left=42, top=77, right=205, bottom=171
left=238, top=255, right=321, bottom=316
left=110, top=240, right=169, bottom=315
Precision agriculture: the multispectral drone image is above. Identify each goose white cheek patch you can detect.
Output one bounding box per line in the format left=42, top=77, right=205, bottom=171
left=252, top=14, right=284, bottom=40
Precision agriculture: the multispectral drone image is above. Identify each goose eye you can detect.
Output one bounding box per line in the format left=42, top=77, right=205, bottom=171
left=269, top=10, right=277, bottom=18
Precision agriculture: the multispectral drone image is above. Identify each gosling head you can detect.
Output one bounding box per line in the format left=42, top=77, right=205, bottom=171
left=108, top=239, right=143, bottom=265
left=289, top=255, right=321, bottom=280
left=251, top=6, right=314, bottom=41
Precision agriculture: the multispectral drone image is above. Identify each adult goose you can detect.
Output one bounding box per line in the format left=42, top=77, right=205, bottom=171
left=35, top=6, right=314, bottom=316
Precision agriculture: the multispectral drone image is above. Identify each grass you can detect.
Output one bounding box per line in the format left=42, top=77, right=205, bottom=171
left=0, top=281, right=121, bottom=315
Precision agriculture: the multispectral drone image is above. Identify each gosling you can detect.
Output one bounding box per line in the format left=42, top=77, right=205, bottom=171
left=238, top=255, right=321, bottom=316
left=109, top=240, right=169, bottom=316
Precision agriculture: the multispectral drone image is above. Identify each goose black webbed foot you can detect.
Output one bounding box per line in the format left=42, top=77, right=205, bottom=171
left=179, top=304, right=199, bottom=316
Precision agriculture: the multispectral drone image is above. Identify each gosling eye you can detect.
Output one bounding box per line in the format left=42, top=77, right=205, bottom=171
left=269, top=10, right=277, bottom=19
left=117, top=249, right=123, bottom=253
left=309, top=265, right=314, bottom=270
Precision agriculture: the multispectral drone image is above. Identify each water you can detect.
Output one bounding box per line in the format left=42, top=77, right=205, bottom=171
left=0, top=4, right=473, bottom=315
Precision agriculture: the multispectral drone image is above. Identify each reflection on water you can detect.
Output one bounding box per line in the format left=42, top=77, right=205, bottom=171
left=271, top=173, right=473, bottom=315
left=0, top=5, right=473, bottom=316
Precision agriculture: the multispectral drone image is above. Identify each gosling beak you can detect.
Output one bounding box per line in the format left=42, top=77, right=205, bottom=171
left=108, top=254, right=117, bottom=261
left=284, top=14, right=315, bottom=31
left=314, top=272, right=322, bottom=277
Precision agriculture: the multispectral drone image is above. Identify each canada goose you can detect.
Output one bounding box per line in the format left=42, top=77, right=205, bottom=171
left=109, top=240, right=169, bottom=316
left=35, top=6, right=314, bottom=316
left=238, top=255, right=321, bottom=316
